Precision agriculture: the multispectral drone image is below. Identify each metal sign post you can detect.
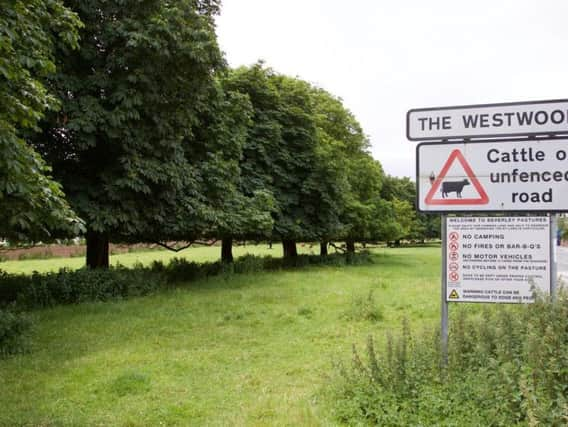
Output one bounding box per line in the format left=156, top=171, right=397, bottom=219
left=550, top=214, right=558, bottom=301
left=441, top=215, right=449, bottom=367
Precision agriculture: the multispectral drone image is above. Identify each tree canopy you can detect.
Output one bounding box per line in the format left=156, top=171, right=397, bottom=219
left=381, top=175, right=441, bottom=242
left=33, top=0, right=229, bottom=266
left=5, top=1, right=433, bottom=265
left=0, top=0, right=84, bottom=240
left=223, top=64, right=420, bottom=255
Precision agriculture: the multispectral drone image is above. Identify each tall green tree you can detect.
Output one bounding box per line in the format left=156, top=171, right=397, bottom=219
left=273, top=74, right=329, bottom=256
left=188, top=80, right=274, bottom=263
left=342, top=155, right=388, bottom=251
left=0, top=0, right=84, bottom=240
left=227, top=67, right=402, bottom=255
left=226, top=65, right=348, bottom=257
left=308, top=88, right=357, bottom=253
left=309, top=88, right=399, bottom=252
left=381, top=175, right=440, bottom=242
left=34, top=0, right=226, bottom=267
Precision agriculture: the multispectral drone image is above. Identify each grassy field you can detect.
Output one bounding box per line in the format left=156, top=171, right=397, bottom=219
left=0, top=243, right=324, bottom=275
left=0, top=246, right=441, bottom=426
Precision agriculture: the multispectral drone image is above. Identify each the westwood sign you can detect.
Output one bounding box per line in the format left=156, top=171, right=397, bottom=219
left=407, top=99, right=568, bottom=141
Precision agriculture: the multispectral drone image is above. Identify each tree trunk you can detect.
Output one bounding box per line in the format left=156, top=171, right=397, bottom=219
left=346, top=239, right=356, bottom=253
left=221, top=237, right=233, bottom=263
left=320, top=241, right=328, bottom=256
left=282, top=239, right=298, bottom=258
left=86, top=231, right=109, bottom=269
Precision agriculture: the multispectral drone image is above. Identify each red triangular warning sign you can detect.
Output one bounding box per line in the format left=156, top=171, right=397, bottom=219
left=425, top=149, right=489, bottom=205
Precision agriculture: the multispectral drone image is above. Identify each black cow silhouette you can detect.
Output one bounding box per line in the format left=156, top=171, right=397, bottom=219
left=441, top=179, right=470, bottom=198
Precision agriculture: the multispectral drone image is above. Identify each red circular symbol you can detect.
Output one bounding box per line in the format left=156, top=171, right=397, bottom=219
left=449, top=242, right=459, bottom=251
left=449, top=262, right=459, bottom=272
left=449, top=271, right=460, bottom=282
left=449, top=232, right=459, bottom=241
left=449, top=252, right=459, bottom=261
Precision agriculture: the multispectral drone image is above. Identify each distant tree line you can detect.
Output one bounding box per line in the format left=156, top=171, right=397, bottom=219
left=2, top=0, right=440, bottom=268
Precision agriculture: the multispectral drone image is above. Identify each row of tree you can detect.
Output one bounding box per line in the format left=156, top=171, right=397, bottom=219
left=2, top=0, right=439, bottom=268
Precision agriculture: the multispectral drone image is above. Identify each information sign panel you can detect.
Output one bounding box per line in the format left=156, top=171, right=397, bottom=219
left=445, top=216, right=551, bottom=303
left=417, top=139, right=568, bottom=212
left=407, top=99, right=568, bottom=141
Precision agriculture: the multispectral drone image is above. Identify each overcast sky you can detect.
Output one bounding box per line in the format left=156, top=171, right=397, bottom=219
left=215, top=0, right=568, bottom=178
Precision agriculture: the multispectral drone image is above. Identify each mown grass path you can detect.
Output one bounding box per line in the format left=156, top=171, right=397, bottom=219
left=0, top=247, right=440, bottom=426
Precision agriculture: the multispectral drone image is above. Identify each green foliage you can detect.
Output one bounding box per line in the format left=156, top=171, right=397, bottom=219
left=0, top=0, right=84, bottom=240
left=205, top=80, right=275, bottom=241
left=342, top=156, right=387, bottom=242
left=153, top=252, right=374, bottom=282
left=150, top=258, right=219, bottom=284
left=1, top=252, right=374, bottom=309
left=342, top=290, right=384, bottom=322
left=381, top=175, right=442, bottom=241
left=0, top=308, right=32, bottom=357
left=309, top=87, right=398, bottom=245
left=368, top=197, right=403, bottom=243
left=0, top=271, right=26, bottom=305
left=33, top=0, right=227, bottom=262
left=231, top=254, right=266, bottom=274
left=559, top=216, right=568, bottom=240
left=380, top=175, right=415, bottom=203
left=226, top=64, right=366, bottom=244
left=330, top=292, right=568, bottom=425
left=303, top=87, right=357, bottom=241
left=10, top=267, right=165, bottom=309
left=225, top=64, right=410, bottom=248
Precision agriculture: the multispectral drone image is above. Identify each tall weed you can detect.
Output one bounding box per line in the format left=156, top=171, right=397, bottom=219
left=342, top=290, right=383, bottom=322
left=330, top=290, right=568, bottom=425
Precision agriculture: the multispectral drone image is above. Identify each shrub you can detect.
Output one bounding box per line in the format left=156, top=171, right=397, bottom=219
left=14, top=266, right=165, bottom=309
left=0, top=272, right=28, bottom=307
left=342, top=290, right=384, bottom=322
left=0, top=308, right=32, bottom=357
left=154, top=258, right=206, bottom=283
left=232, top=254, right=268, bottom=274
left=346, top=250, right=373, bottom=265
left=329, top=290, right=568, bottom=425
left=257, top=252, right=374, bottom=271
left=0, top=252, right=375, bottom=310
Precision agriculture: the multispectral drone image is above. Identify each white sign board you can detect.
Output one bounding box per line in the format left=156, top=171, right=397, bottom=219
left=446, top=216, right=551, bottom=303
left=407, top=99, right=568, bottom=141
left=417, top=139, right=568, bottom=213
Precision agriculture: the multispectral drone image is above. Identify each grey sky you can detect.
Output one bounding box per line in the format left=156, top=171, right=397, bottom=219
left=215, top=1, right=568, bottom=178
